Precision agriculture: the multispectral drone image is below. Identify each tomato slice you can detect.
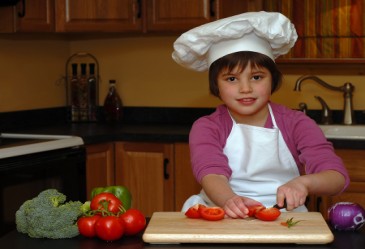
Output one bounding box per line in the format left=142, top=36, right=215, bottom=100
left=247, top=205, right=265, bottom=217
left=255, top=207, right=281, bottom=221
left=200, top=207, right=225, bottom=221
left=185, top=204, right=206, bottom=219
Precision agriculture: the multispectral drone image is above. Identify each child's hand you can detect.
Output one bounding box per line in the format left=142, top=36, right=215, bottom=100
left=277, top=177, right=309, bottom=211
left=223, top=195, right=263, bottom=219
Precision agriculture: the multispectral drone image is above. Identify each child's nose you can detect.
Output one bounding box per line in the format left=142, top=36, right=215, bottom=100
left=239, top=81, right=253, bottom=93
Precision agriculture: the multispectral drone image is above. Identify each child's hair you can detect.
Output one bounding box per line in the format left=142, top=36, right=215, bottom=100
left=208, top=51, right=283, bottom=97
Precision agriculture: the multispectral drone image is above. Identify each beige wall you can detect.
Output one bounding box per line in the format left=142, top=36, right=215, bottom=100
left=1, top=35, right=365, bottom=112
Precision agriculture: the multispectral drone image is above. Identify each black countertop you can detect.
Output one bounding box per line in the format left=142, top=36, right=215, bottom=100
left=0, top=107, right=364, bottom=149
left=1, top=226, right=365, bottom=249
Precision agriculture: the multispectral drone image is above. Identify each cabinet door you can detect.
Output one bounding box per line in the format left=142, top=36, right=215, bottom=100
left=0, top=0, right=54, bottom=33
left=86, top=143, right=115, bottom=200
left=174, top=143, right=201, bottom=211
left=115, top=142, right=174, bottom=217
left=55, top=0, right=142, bottom=32
left=216, top=0, right=264, bottom=19
left=318, top=149, right=365, bottom=220
left=146, top=0, right=214, bottom=32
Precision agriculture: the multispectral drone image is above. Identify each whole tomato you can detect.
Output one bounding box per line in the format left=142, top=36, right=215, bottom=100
left=90, top=193, right=122, bottom=214
left=77, top=215, right=101, bottom=238
left=95, top=216, right=124, bottom=241
left=119, top=209, right=146, bottom=236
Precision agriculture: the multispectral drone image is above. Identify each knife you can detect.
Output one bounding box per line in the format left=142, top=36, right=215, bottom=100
left=272, top=200, right=287, bottom=210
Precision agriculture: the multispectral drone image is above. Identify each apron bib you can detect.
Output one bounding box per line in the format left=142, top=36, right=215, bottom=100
left=182, top=104, right=307, bottom=212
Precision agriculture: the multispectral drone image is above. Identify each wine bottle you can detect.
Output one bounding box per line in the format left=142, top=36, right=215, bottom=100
left=104, top=79, right=123, bottom=123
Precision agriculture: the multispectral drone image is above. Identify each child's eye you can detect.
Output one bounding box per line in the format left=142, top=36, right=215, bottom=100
left=226, top=76, right=236, bottom=82
left=252, top=75, right=262, bottom=80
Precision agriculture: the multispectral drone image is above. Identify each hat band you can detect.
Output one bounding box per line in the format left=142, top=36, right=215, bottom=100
left=207, top=32, right=275, bottom=66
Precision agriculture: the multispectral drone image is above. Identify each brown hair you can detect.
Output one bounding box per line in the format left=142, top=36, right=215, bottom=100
left=208, top=51, right=282, bottom=97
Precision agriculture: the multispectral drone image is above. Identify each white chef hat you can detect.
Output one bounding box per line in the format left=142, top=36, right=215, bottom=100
left=172, top=11, right=298, bottom=72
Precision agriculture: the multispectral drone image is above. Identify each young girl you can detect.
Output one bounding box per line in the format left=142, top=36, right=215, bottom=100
left=172, top=12, right=349, bottom=218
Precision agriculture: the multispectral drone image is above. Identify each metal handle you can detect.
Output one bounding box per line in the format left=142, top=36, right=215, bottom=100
left=17, top=0, right=25, bottom=17
left=163, top=158, right=169, bottom=180
left=209, top=0, right=215, bottom=17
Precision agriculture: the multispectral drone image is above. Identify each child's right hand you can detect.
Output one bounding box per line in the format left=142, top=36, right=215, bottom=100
left=223, top=195, right=263, bottom=219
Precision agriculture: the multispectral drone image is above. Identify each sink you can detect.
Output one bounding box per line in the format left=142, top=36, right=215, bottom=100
left=319, top=125, right=365, bottom=140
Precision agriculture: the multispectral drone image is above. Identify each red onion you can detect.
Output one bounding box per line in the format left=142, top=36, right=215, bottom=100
left=328, top=202, right=365, bottom=231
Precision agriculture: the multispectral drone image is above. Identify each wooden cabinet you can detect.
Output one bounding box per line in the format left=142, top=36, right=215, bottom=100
left=55, top=0, right=141, bottom=33
left=0, top=0, right=54, bottom=32
left=1, top=0, right=259, bottom=33
left=317, top=149, right=365, bottom=219
left=174, top=143, right=201, bottom=211
left=145, top=0, right=215, bottom=32
left=85, top=142, right=115, bottom=200
left=114, top=142, right=175, bottom=217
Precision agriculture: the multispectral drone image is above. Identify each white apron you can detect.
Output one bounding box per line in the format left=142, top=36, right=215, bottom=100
left=182, top=104, right=307, bottom=212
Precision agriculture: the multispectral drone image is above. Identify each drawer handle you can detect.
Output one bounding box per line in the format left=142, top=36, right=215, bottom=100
left=163, top=158, right=169, bottom=180
left=18, top=0, right=25, bottom=18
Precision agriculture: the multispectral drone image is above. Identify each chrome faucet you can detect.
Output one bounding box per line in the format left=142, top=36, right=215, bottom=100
left=294, top=75, right=355, bottom=125
left=314, top=96, right=332, bottom=124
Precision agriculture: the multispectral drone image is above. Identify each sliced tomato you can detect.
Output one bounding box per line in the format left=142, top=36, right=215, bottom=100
left=185, top=204, right=206, bottom=219
left=255, top=207, right=281, bottom=221
left=247, top=205, right=265, bottom=217
left=200, top=207, right=225, bottom=221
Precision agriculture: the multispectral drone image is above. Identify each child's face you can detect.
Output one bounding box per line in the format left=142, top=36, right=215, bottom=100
left=217, top=63, right=272, bottom=125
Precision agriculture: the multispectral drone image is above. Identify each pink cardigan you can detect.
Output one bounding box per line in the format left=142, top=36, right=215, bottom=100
left=189, top=102, right=350, bottom=191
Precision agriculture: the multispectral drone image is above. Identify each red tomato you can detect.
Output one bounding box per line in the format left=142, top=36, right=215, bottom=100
left=255, top=207, right=281, bottom=221
left=200, top=207, right=225, bottom=221
left=247, top=205, right=265, bottom=217
left=95, top=216, right=124, bottom=241
left=185, top=204, right=206, bottom=219
left=119, top=209, right=146, bottom=236
left=90, top=193, right=122, bottom=214
left=77, top=215, right=101, bottom=238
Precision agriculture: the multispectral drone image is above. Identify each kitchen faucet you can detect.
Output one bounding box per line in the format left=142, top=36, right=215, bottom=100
left=294, top=75, right=355, bottom=125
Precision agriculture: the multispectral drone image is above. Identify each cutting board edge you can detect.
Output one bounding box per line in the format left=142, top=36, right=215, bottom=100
left=142, top=233, right=334, bottom=245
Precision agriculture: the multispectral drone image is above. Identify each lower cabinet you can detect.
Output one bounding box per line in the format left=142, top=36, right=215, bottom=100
left=316, top=149, right=365, bottom=219
left=114, top=142, right=175, bottom=217
left=174, top=143, right=201, bottom=211
left=86, top=142, right=200, bottom=217
left=85, top=143, right=115, bottom=200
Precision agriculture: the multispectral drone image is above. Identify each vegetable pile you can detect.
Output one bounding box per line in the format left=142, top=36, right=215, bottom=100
left=328, top=202, right=365, bottom=231
left=77, top=186, right=146, bottom=241
left=15, top=186, right=146, bottom=242
left=15, top=189, right=83, bottom=239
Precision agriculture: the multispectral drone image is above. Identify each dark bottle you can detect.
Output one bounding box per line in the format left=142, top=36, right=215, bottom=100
left=104, top=79, right=123, bottom=123
left=70, top=63, right=79, bottom=122
left=79, top=63, right=88, bottom=121
left=87, top=63, right=98, bottom=121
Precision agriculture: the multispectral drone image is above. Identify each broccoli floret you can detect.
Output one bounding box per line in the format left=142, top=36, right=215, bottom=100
left=15, top=189, right=83, bottom=239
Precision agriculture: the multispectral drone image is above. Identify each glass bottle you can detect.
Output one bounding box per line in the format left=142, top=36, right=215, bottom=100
left=70, top=63, right=79, bottom=122
left=78, top=63, right=88, bottom=121
left=103, top=79, right=123, bottom=123
left=87, top=63, right=98, bottom=121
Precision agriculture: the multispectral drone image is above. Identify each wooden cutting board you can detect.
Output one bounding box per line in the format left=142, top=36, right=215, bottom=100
left=143, top=212, right=334, bottom=244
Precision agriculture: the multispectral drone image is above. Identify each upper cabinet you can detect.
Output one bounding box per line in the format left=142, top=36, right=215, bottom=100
left=0, top=0, right=259, bottom=34
left=55, top=0, right=141, bottom=32
left=0, top=0, right=55, bottom=32
left=145, top=0, right=214, bottom=32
